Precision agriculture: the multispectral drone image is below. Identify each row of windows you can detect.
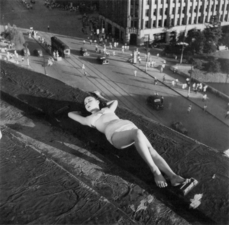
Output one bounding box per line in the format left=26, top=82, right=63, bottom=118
left=144, top=14, right=228, bottom=29
left=145, top=4, right=228, bottom=17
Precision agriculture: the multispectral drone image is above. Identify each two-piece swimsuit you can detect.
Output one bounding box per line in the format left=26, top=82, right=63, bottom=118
left=89, top=108, right=137, bottom=145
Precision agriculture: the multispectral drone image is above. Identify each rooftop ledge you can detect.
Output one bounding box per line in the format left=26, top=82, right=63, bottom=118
left=1, top=60, right=229, bottom=224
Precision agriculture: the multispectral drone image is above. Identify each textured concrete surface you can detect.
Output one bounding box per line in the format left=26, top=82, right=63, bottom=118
left=1, top=61, right=229, bottom=224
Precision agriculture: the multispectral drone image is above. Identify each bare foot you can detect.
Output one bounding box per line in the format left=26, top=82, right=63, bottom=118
left=154, top=173, right=168, bottom=188
left=170, top=175, right=189, bottom=186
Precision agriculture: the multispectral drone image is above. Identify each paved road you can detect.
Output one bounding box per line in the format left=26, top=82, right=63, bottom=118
left=1, top=0, right=229, bottom=152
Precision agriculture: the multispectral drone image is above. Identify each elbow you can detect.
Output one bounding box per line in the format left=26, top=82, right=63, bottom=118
left=68, top=112, right=73, bottom=119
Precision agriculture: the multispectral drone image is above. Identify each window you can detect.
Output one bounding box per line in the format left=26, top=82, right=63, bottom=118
left=147, top=0, right=150, bottom=5
left=146, top=9, right=149, bottom=16
left=158, top=20, right=162, bottom=27
left=153, top=21, right=156, bottom=27
left=145, top=21, right=149, bottom=28
left=182, top=18, right=185, bottom=25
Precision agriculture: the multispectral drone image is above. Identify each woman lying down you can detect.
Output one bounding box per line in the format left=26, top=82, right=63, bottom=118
left=68, top=91, right=190, bottom=188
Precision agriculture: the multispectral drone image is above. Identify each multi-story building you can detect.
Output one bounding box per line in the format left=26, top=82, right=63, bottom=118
left=98, top=0, right=229, bottom=45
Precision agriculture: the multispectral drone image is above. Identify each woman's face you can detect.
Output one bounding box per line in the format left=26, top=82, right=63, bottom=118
left=84, top=96, right=100, bottom=112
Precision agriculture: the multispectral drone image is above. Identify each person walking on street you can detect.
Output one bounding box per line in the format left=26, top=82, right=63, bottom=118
left=82, top=64, right=87, bottom=76
left=134, top=70, right=137, bottom=77
left=95, top=44, right=98, bottom=52
left=202, top=94, right=207, bottom=102
left=187, top=105, right=192, bottom=113
left=203, top=85, right=208, bottom=93
left=47, top=25, right=50, bottom=32
left=203, top=104, right=207, bottom=112
left=225, top=111, right=229, bottom=119
left=160, top=65, right=164, bottom=73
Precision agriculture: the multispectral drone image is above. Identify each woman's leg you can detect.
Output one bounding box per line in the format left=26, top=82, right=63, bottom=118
left=142, top=134, right=186, bottom=186
left=112, top=128, right=167, bottom=187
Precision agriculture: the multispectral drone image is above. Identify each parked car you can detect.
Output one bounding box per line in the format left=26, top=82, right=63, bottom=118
left=147, top=95, right=164, bottom=110
left=97, top=56, right=109, bottom=65
left=171, top=121, right=188, bottom=135
left=80, top=47, right=89, bottom=56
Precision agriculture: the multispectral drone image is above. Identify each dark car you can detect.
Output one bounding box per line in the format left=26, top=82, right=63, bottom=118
left=80, top=47, right=89, bottom=56
left=97, top=56, right=109, bottom=65
left=147, top=95, right=164, bottom=110
left=171, top=121, right=188, bottom=135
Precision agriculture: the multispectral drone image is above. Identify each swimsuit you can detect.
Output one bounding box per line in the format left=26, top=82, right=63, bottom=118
left=104, top=119, right=137, bottom=145
left=89, top=108, right=137, bottom=145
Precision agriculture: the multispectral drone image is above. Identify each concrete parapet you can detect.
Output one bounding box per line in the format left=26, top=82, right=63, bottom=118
left=1, top=60, right=229, bottom=224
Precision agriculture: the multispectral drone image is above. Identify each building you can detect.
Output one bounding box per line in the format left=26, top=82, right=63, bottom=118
left=98, top=0, right=229, bottom=45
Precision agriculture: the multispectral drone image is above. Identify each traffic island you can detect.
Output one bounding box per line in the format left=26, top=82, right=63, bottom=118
left=0, top=60, right=228, bottom=224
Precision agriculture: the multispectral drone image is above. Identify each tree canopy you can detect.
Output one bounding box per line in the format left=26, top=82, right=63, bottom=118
left=2, top=24, right=25, bottom=50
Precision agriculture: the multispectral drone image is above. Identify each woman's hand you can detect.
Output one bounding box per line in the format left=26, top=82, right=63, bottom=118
left=93, top=90, right=107, bottom=100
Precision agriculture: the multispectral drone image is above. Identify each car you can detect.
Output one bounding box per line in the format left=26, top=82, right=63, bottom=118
left=171, top=121, right=188, bottom=135
left=147, top=95, right=164, bottom=110
left=80, top=47, right=89, bottom=56
left=97, top=56, right=109, bottom=65
left=170, top=65, right=179, bottom=73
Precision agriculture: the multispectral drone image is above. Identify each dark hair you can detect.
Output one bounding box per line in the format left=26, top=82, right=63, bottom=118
left=81, top=93, right=107, bottom=116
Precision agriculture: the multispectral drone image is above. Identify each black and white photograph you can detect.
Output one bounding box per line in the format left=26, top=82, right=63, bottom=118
left=0, top=0, right=229, bottom=224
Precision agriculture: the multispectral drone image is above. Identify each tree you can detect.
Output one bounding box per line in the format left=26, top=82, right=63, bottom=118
left=187, top=57, right=203, bottom=70
left=221, top=33, right=229, bottom=47
left=178, top=29, right=205, bottom=54
left=207, top=58, right=221, bottom=73
left=2, top=24, right=25, bottom=50
left=203, top=25, right=222, bottom=53
left=203, top=41, right=217, bottom=54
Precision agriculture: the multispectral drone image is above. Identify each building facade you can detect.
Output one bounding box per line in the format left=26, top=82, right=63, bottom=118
left=98, top=0, right=229, bottom=45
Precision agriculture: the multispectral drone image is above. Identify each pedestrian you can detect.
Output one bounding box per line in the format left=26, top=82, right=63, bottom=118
left=83, top=40, right=86, bottom=45
left=203, top=85, right=208, bottom=93
left=90, top=39, right=92, bottom=44
left=113, top=50, right=116, bottom=56
left=47, top=57, right=53, bottom=66
left=199, top=83, right=203, bottom=92
left=157, top=53, right=159, bottom=57
left=171, top=80, right=175, bottom=86
left=187, top=105, right=192, bottom=113
left=163, top=75, right=166, bottom=82
left=203, top=104, right=207, bottom=112
left=138, top=56, right=142, bottom=64
left=47, top=25, right=50, bottom=32
left=122, top=46, right=124, bottom=53
left=154, top=78, right=158, bottom=85
left=160, top=65, right=163, bottom=73
left=95, top=44, right=98, bottom=52
left=174, top=55, right=177, bottom=60
left=82, top=64, right=87, bottom=75
left=202, top=94, right=207, bottom=101
left=134, top=70, right=137, bottom=77
left=225, top=111, right=229, bottom=119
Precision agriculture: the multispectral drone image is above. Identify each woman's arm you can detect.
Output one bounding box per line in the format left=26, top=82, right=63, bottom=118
left=93, top=91, right=118, bottom=111
left=68, top=111, right=90, bottom=126
left=106, top=100, right=118, bottom=111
